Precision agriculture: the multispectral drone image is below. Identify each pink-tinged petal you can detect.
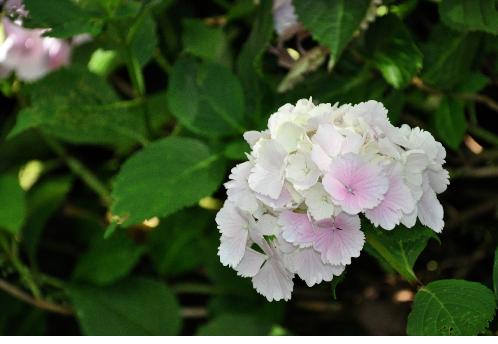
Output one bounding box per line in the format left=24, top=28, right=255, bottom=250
left=322, top=153, right=388, bottom=214
left=312, top=213, right=364, bottom=266
left=236, top=248, right=267, bottom=278
left=417, top=186, right=444, bottom=233
left=365, top=168, right=414, bottom=230
left=285, top=247, right=344, bottom=287
left=218, top=231, right=249, bottom=268
left=279, top=210, right=315, bottom=247
left=215, top=202, right=249, bottom=237
left=248, top=140, right=287, bottom=199
left=252, top=258, right=294, bottom=302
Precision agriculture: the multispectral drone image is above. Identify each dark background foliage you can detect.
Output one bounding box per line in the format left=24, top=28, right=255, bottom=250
left=0, top=0, right=498, bottom=336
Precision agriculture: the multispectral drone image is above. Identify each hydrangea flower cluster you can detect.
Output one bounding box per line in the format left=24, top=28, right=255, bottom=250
left=216, top=99, right=449, bottom=301
left=0, top=0, right=86, bottom=81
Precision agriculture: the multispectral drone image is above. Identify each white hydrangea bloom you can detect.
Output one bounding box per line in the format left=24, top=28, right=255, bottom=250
left=216, top=98, right=449, bottom=301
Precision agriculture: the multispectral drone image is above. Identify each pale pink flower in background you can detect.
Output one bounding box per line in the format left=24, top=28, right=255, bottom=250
left=322, top=153, right=389, bottom=215
left=273, top=0, right=299, bottom=37
left=311, top=213, right=364, bottom=266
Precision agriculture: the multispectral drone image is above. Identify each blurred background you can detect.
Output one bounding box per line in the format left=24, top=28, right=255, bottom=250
left=0, top=0, right=497, bottom=335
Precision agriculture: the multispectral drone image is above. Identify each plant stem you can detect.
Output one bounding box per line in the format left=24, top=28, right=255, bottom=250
left=40, top=132, right=112, bottom=206
left=0, top=234, right=42, bottom=300
left=0, top=278, right=73, bottom=316
left=468, top=125, right=498, bottom=147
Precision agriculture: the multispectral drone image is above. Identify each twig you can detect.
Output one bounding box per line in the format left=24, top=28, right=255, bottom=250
left=451, top=166, right=498, bottom=179
left=39, top=132, right=112, bottom=206
left=0, top=278, right=73, bottom=316
left=411, top=77, right=498, bottom=113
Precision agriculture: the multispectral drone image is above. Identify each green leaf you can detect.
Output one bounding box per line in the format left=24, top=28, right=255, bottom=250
left=23, top=176, right=73, bottom=262
left=366, top=15, right=423, bottom=89
left=293, top=0, right=371, bottom=66
left=0, top=174, right=26, bottom=235
left=197, top=314, right=272, bottom=336
left=111, top=137, right=225, bottom=226
left=73, top=233, right=146, bottom=286
left=439, top=0, right=498, bottom=35
left=8, top=68, right=148, bottom=147
left=130, top=14, right=158, bottom=67
left=224, top=139, right=250, bottom=161
left=236, top=0, right=275, bottom=124
left=182, top=19, right=231, bottom=66
left=407, top=279, right=497, bottom=335
left=364, top=222, right=437, bottom=283
left=493, top=246, right=498, bottom=300
left=69, top=277, right=181, bottom=335
left=148, top=208, right=211, bottom=277
left=23, top=0, right=103, bottom=38
left=422, top=26, right=480, bottom=89
left=435, top=97, right=467, bottom=150
left=167, top=57, right=246, bottom=137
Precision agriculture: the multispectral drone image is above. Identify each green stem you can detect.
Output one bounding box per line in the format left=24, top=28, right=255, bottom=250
left=0, top=234, right=42, bottom=299
left=40, top=132, right=112, bottom=206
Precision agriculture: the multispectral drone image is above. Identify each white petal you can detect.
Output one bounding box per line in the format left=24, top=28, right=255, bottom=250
left=252, top=258, right=294, bottom=301
left=215, top=202, right=249, bottom=237
left=417, top=186, right=444, bottom=233
left=285, top=247, right=344, bottom=287
left=248, top=140, right=287, bottom=199
left=218, top=231, right=249, bottom=268
left=254, top=214, right=280, bottom=236
left=236, top=248, right=267, bottom=277
left=303, top=184, right=335, bottom=220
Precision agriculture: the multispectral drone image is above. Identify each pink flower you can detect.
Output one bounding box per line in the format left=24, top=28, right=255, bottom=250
left=322, top=153, right=388, bottom=214
left=279, top=210, right=315, bottom=247
left=312, top=213, right=364, bottom=266
left=364, top=164, right=415, bottom=230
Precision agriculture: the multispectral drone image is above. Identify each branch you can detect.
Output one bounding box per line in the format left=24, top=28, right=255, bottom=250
left=0, top=278, right=73, bottom=316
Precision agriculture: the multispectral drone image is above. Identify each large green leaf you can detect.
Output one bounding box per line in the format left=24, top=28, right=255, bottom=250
left=197, top=313, right=272, bottom=336
left=182, top=19, right=231, bottom=66
left=0, top=174, right=26, bottom=235
left=439, top=0, right=498, bottom=35
left=167, top=57, right=246, bottom=137
left=23, top=0, right=103, bottom=38
left=407, top=280, right=497, bottom=335
left=8, top=68, right=148, bottom=147
left=111, top=137, right=225, bottom=226
left=435, top=97, right=467, bottom=150
left=130, top=14, right=158, bottom=67
left=293, top=0, right=371, bottom=66
left=69, top=277, right=181, bottom=335
left=422, top=26, right=480, bottom=89
left=364, top=222, right=437, bottom=283
left=366, top=15, right=423, bottom=89
left=73, top=233, right=146, bottom=286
